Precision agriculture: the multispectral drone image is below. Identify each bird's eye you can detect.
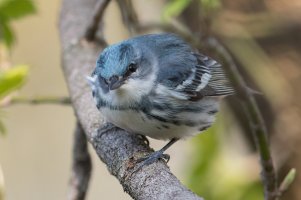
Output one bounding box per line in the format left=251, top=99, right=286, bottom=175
left=128, top=63, right=137, bottom=73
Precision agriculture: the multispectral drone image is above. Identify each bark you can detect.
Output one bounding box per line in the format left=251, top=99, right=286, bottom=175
left=59, top=0, right=203, bottom=199
left=68, top=122, right=92, bottom=200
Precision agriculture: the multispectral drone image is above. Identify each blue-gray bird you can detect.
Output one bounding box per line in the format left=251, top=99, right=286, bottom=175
left=87, top=33, right=233, bottom=167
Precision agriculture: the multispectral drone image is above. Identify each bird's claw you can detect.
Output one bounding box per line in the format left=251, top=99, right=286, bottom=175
left=134, top=150, right=170, bottom=173
left=160, top=153, right=170, bottom=163
left=137, top=134, right=150, bottom=146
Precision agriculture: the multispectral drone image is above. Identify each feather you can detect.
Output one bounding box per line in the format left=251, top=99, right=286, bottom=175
left=198, top=54, right=234, bottom=96
left=132, top=34, right=234, bottom=100
left=171, top=53, right=234, bottom=101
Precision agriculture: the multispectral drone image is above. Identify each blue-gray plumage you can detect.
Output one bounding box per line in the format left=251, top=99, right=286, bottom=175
left=87, top=33, right=233, bottom=168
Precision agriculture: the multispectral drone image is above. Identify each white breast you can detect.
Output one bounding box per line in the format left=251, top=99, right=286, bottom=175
left=99, top=107, right=215, bottom=140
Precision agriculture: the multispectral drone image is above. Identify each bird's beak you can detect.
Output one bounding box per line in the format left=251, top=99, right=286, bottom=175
left=85, top=75, right=96, bottom=87
left=108, top=75, right=125, bottom=90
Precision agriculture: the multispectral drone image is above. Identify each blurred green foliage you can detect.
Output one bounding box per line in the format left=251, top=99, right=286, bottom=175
left=0, top=4, right=35, bottom=199
left=0, top=0, right=36, bottom=47
left=200, top=0, right=220, bottom=11
left=162, top=0, right=220, bottom=21
left=0, top=0, right=35, bottom=135
left=0, top=64, right=29, bottom=135
left=162, top=0, right=192, bottom=21
left=186, top=115, right=263, bottom=200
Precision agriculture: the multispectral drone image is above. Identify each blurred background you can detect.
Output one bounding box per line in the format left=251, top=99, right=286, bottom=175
left=0, top=0, right=300, bottom=200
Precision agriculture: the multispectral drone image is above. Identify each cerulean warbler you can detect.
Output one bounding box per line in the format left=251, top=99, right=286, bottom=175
left=87, top=33, right=233, bottom=167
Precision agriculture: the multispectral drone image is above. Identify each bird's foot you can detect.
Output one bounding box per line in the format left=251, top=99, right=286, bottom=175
left=134, top=150, right=170, bottom=172
left=128, top=138, right=178, bottom=176
left=137, top=134, right=149, bottom=146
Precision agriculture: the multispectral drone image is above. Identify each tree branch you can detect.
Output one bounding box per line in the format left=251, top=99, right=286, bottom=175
left=59, top=0, right=203, bottom=199
left=116, top=0, right=139, bottom=35
left=8, top=96, right=71, bottom=106
left=68, top=122, right=92, bottom=200
left=84, top=0, right=111, bottom=42
left=205, top=37, right=278, bottom=200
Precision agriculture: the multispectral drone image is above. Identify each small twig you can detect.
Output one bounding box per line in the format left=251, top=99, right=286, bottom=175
left=116, top=0, right=139, bottom=35
left=68, top=122, right=92, bottom=200
left=84, top=0, right=111, bottom=42
left=205, top=37, right=278, bottom=200
left=8, top=96, right=71, bottom=106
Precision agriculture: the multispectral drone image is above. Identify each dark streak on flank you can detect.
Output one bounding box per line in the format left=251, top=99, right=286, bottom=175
left=199, top=125, right=210, bottom=132
left=171, top=120, right=181, bottom=126
left=162, top=124, right=169, bottom=129
left=148, top=114, right=168, bottom=123
left=184, top=121, right=197, bottom=127
left=152, top=103, right=165, bottom=111
left=208, top=109, right=218, bottom=115
left=152, top=102, right=205, bottom=113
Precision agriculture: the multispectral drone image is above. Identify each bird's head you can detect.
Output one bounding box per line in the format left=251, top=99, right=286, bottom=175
left=87, top=41, right=156, bottom=108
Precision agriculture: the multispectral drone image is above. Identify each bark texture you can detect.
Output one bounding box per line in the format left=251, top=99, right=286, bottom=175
left=59, top=0, right=203, bottom=199
left=68, top=122, right=92, bottom=200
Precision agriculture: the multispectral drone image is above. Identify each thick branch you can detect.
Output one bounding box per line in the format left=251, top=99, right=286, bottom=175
left=68, top=122, right=92, bottom=200
left=84, top=0, right=111, bottom=42
left=59, top=0, right=203, bottom=199
left=116, top=0, right=139, bottom=35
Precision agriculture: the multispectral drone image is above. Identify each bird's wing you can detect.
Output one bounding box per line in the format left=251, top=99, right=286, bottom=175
left=160, top=52, right=234, bottom=101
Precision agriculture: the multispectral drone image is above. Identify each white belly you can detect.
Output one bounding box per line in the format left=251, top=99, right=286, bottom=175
left=99, top=107, right=214, bottom=140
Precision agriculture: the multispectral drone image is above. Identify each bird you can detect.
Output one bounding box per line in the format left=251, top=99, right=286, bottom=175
left=86, top=33, right=234, bottom=168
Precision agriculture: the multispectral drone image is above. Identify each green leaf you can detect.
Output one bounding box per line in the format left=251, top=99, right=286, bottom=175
left=162, top=0, right=192, bottom=21
left=0, top=65, right=28, bottom=99
left=185, top=114, right=263, bottom=200
left=0, top=0, right=36, bottom=20
left=279, top=168, right=296, bottom=193
left=0, top=20, right=15, bottom=47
